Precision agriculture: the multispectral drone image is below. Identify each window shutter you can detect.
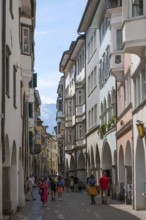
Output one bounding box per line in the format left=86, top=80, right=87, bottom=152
left=33, top=73, right=37, bottom=87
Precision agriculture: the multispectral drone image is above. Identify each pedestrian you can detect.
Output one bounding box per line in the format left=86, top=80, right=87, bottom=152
left=87, top=174, right=97, bottom=205
left=99, top=172, right=110, bottom=204
left=70, top=176, right=74, bottom=192
left=57, top=176, right=64, bottom=200
left=26, top=174, right=36, bottom=201
left=64, top=175, right=71, bottom=192
left=50, top=175, right=57, bottom=201
left=39, top=177, right=49, bottom=207
left=74, top=175, right=79, bottom=192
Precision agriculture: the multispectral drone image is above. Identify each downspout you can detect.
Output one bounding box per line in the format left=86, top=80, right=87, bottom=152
left=1, top=0, right=6, bottom=217
left=1, top=0, right=6, bottom=158
left=1, top=0, right=6, bottom=162
left=78, top=32, right=87, bottom=177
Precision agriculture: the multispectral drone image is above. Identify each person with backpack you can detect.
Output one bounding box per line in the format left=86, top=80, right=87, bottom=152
left=87, top=174, right=97, bottom=204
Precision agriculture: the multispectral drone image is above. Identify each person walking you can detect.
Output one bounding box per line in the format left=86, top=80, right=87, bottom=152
left=64, top=175, right=70, bottom=192
left=57, top=176, right=64, bottom=200
left=26, top=174, right=36, bottom=201
left=70, top=176, right=74, bottom=192
left=99, top=172, right=110, bottom=204
left=50, top=175, right=57, bottom=201
left=74, top=175, right=79, bottom=192
left=87, top=174, right=97, bottom=205
left=39, top=177, right=49, bottom=207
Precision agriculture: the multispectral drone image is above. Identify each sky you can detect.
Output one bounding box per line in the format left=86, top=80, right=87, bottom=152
left=34, top=0, right=87, bottom=104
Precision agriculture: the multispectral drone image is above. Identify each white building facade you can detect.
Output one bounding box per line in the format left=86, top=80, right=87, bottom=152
left=1, top=0, right=36, bottom=217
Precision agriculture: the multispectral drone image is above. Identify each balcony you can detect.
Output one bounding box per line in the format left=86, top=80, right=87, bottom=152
left=65, top=144, right=75, bottom=154
left=76, top=104, right=85, bottom=116
left=123, top=16, right=146, bottom=58
left=76, top=138, right=86, bottom=147
left=65, top=115, right=75, bottom=127
left=110, top=51, right=124, bottom=81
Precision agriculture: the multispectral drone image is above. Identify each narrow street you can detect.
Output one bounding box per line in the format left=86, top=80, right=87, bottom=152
left=8, top=188, right=146, bottom=220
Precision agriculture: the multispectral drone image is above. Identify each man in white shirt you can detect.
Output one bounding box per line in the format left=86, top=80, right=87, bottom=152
left=26, top=174, right=36, bottom=201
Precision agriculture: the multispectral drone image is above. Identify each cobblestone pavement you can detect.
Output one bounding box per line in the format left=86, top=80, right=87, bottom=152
left=8, top=188, right=146, bottom=220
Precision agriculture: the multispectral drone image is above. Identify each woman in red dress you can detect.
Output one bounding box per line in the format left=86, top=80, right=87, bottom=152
left=40, top=177, right=49, bottom=207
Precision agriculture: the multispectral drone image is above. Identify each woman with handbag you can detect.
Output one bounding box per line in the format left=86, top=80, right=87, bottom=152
left=87, top=174, right=97, bottom=205
left=39, top=177, right=49, bottom=207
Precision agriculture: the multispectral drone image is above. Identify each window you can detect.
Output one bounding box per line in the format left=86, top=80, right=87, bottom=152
left=68, top=129, right=72, bottom=143
left=77, top=124, right=83, bottom=138
left=88, top=111, right=91, bottom=128
left=58, top=100, right=62, bottom=111
left=93, top=67, right=97, bottom=88
left=132, top=0, right=143, bottom=17
left=91, top=71, right=94, bottom=91
left=20, top=81, right=23, bottom=116
left=100, top=17, right=110, bottom=44
left=29, top=131, right=33, bottom=148
left=22, top=26, right=31, bottom=55
left=134, top=65, right=146, bottom=107
left=141, top=68, right=146, bottom=100
left=117, top=29, right=122, bottom=50
left=67, top=100, right=72, bottom=115
left=13, top=65, right=17, bottom=108
left=77, top=90, right=82, bottom=105
left=6, top=45, right=11, bottom=97
left=58, top=122, right=61, bottom=133
left=87, top=42, right=90, bottom=61
left=88, top=75, right=91, bottom=94
left=94, top=104, right=97, bottom=124
left=29, top=102, right=33, bottom=118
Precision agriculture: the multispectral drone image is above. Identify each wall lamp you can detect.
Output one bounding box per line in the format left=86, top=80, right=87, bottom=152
left=136, top=120, right=145, bottom=138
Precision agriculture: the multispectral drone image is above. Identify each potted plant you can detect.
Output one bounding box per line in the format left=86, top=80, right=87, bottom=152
left=99, top=122, right=107, bottom=138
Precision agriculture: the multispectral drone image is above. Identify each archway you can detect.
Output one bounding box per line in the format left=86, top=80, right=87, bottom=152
left=95, top=145, right=100, bottom=180
left=65, top=158, right=69, bottom=175
left=125, top=141, right=132, bottom=204
left=78, top=152, right=86, bottom=182
left=70, top=155, right=75, bottom=176
left=2, top=135, right=11, bottom=214
left=90, top=147, right=95, bottom=176
left=135, top=137, right=145, bottom=210
left=119, top=145, right=125, bottom=200
left=11, top=141, right=17, bottom=212
left=18, top=147, right=24, bottom=207
left=102, top=141, right=112, bottom=196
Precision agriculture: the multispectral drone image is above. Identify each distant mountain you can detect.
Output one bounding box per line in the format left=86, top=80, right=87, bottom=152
left=41, top=104, right=56, bottom=133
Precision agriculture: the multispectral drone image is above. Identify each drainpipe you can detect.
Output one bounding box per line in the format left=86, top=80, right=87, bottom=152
left=1, top=0, right=6, bottom=218
left=78, top=32, right=87, bottom=178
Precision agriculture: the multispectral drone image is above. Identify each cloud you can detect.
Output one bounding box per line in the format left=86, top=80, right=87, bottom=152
left=35, top=30, right=50, bottom=36
left=40, top=96, right=56, bottom=104
left=35, top=0, right=86, bottom=105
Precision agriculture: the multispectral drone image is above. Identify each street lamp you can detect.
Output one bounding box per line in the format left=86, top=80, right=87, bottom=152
left=136, top=120, right=145, bottom=138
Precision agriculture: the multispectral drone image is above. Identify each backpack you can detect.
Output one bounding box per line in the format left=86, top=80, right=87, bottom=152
left=89, top=178, right=96, bottom=186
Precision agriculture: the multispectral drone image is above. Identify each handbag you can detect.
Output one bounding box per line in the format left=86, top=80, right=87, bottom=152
left=87, top=186, right=98, bottom=196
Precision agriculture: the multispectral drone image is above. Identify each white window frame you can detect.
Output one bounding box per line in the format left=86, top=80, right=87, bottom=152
left=67, top=100, right=72, bottom=115
left=22, top=26, right=31, bottom=55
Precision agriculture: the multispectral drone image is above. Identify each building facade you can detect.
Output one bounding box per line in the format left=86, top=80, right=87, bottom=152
left=1, top=0, right=36, bottom=217
left=57, top=0, right=146, bottom=211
